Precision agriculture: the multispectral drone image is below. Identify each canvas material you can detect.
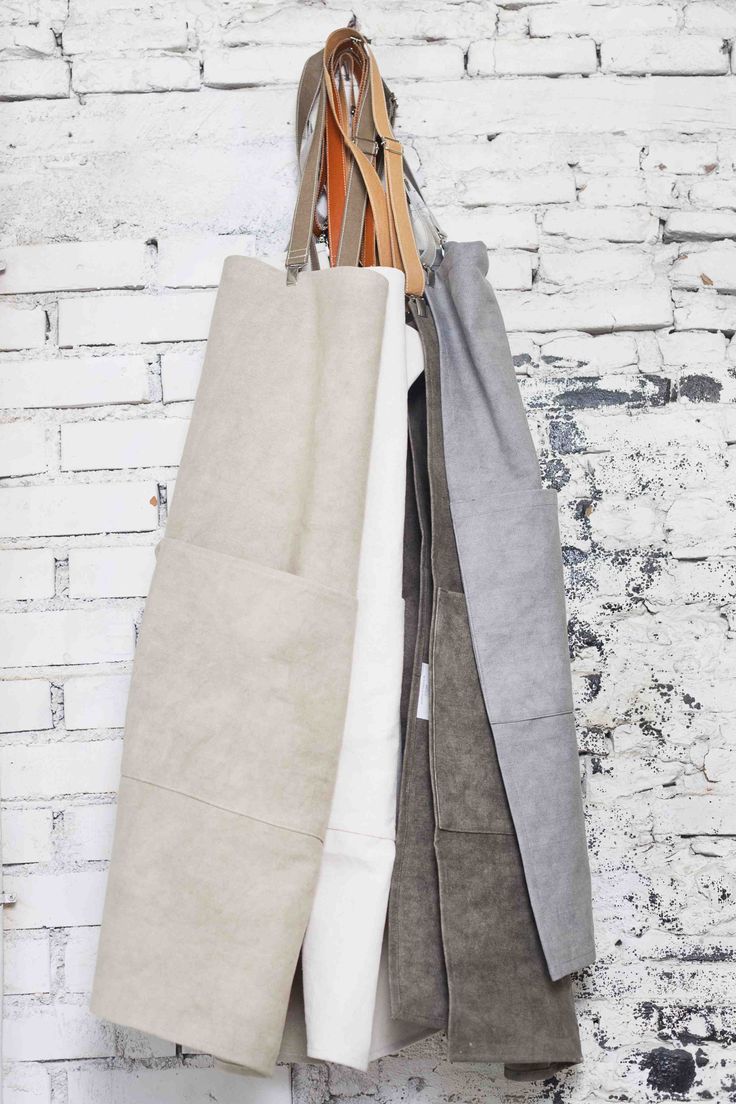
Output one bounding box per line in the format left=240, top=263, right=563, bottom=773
left=300, top=269, right=424, bottom=1069
left=91, top=258, right=389, bottom=1076
left=389, top=375, right=448, bottom=1031
left=426, top=241, right=595, bottom=982
left=390, top=305, right=581, bottom=1076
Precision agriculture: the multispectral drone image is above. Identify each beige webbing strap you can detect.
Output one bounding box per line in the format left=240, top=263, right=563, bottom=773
left=285, top=80, right=326, bottom=281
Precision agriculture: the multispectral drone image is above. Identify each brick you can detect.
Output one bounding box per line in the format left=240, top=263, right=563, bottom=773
left=365, top=43, right=465, bottom=81
left=2, top=808, right=53, bottom=863
left=62, top=15, right=189, bottom=54
left=642, top=140, right=719, bottom=175
left=488, top=251, right=534, bottom=291
left=3, top=1062, right=51, bottom=1104
left=437, top=208, right=538, bottom=250
left=539, top=333, right=639, bottom=374
left=666, top=489, right=736, bottom=556
left=0, top=355, right=150, bottom=409
left=684, top=1, right=736, bottom=37
left=0, top=482, right=159, bottom=538
left=0, top=421, right=47, bottom=477
left=530, top=4, right=678, bottom=38
left=0, top=304, right=46, bottom=350
left=160, top=347, right=204, bottom=402
left=664, top=211, right=736, bottom=241
left=671, top=243, right=736, bottom=292
left=402, top=77, right=736, bottom=136
left=537, top=249, right=652, bottom=288
left=157, top=234, right=254, bottom=287
left=468, top=37, right=597, bottom=76
left=674, top=289, right=736, bottom=331
left=0, top=57, right=69, bottom=98
left=72, top=53, right=200, bottom=94
left=543, top=207, right=659, bottom=243
left=2, top=740, right=122, bottom=798
left=61, top=416, right=189, bottom=471
left=223, top=8, right=354, bottom=46
left=0, top=25, right=56, bottom=59
left=601, top=35, right=728, bottom=75
left=64, top=926, right=98, bottom=993
left=429, top=134, right=641, bottom=177
left=4, top=999, right=114, bottom=1059
left=0, top=608, right=135, bottom=667
left=63, top=674, right=130, bottom=729
left=498, top=281, right=673, bottom=333
left=461, top=170, right=575, bottom=206
left=58, top=291, right=216, bottom=346
left=66, top=1065, right=292, bottom=1104
left=68, top=546, right=156, bottom=598
left=690, top=177, right=736, bottom=209
left=0, top=240, right=147, bottom=294
left=4, top=933, right=52, bottom=994
left=3, top=870, right=107, bottom=929
left=577, top=176, right=646, bottom=207
left=204, top=44, right=304, bottom=86
left=0, top=549, right=55, bottom=600
left=653, top=795, right=736, bottom=836
left=657, top=330, right=727, bottom=365
left=0, top=679, right=52, bottom=733
left=587, top=497, right=664, bottom=548
left=63, top=802, right=116, bottom=861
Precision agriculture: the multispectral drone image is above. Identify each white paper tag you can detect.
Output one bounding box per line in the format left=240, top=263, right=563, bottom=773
left=416, top=662, right=430, bottom=721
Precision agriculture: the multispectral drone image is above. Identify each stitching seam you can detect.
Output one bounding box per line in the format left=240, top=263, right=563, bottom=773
left=123, top=774, right=324, bottom=844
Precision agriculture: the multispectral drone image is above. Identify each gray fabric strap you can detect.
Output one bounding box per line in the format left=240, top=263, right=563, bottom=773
left=285, top=72, right=325, bottom=281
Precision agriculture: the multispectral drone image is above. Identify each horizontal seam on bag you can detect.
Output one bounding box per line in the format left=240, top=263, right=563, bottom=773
left=490, top=708, right=574, bottom=726
left=436, top=825, right=515, bottom=837
left=122, top=774, right=324, bottom=844
left=161, top=536, right=355, bottom=605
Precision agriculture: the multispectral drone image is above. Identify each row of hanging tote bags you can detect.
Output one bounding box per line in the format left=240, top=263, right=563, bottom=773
left=91, top=27, right=595, bottom=1082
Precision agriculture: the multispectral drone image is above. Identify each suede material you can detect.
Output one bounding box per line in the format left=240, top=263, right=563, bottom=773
left=390, top=300, right=582, bottom=1078
left=388, top=373, right=449, bottom=1031
left=92, top=258, right=390, bottom=1075
left=426, top=242, right=595, bottom=981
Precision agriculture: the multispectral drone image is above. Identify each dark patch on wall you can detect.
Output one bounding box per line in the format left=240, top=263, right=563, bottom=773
left=568, top=615, right=605, bottom=658
left=679, top=374, right=723, bottom=403
left=530, top=374, right=671, bottom=410
left=640, top=1047, right=696, bottom=1095
left=541, top=455, right=571, bottom=490
left=679, top=945, right=734, bottom=963
left=549, top=415, right=587, bottom=454
left=638, top=1003, right=736, bottom=1048
left=582, top=672, right=601, bottom=701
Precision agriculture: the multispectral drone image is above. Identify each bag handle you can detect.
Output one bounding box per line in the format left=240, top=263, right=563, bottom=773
left=285, top=29, right=428, bottom=296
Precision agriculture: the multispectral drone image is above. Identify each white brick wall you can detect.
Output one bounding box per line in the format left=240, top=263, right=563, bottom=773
left=2, top=2, right=736, bottom=1103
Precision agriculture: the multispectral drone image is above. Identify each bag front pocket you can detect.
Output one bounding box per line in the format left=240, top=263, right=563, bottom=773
left=430, top=587, right=514, bottom=835
left=123, top=536, right=356, bottom=841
